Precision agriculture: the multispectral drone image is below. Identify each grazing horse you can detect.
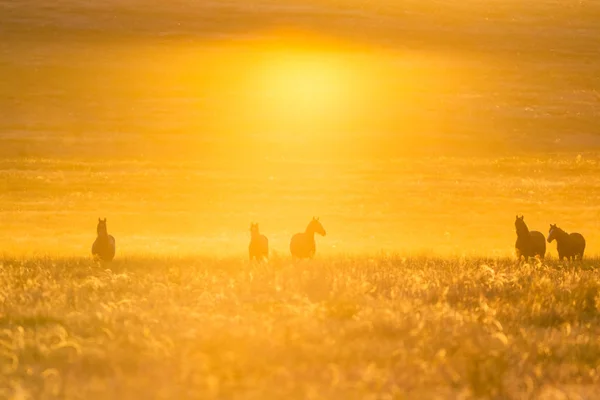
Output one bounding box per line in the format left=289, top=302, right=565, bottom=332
left=249, top=223, right=269, bottom=261
left=92, top=218, right=116, bottom=261
left=290, top=217, right=326, bottom=259
left=547, top=224, right=586, bottom=261
left=515, top=215, right=546, bottom=260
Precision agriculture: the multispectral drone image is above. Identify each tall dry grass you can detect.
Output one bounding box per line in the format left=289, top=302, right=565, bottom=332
left=1, top=255, right=599, bottom=398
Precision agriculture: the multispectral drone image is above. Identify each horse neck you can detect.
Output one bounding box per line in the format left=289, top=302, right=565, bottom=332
left=304, top=226, right=316, bottom=238
left=554, top=229, right=569, bottom=242
left=516, top=225, right=529, bottom=237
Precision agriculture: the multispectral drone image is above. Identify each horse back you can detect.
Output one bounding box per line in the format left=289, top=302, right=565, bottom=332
left=260, top=234, right=268, bottom=248
left=290, top=232, right=302, bottom=246
left=290, top=232, right=314, bottom=258
left=570, top=232, right=586, bottom=251
left=529, top=231, right=545, bottom=244
left=249, top=234, right=269, bottom=260
left=92, top=235, right=116, bottom=261
left=256, top=234, right=269, bottom=254
left=529, top=231, right=546, bottom=255
left=516, top=230, right=545, bottom=258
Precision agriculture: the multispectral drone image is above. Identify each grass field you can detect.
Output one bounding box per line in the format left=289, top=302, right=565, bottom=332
left=3, top=0, right=600, bottom=398
left=1, top=256, right=599, bottom=399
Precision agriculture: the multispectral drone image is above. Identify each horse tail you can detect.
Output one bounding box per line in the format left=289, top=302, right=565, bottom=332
left=576, top=233, right=586, bottom=259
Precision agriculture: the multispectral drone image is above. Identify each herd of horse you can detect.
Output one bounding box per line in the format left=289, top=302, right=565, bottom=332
left=515, top=215, right=586, bottom=261
left=92, top=217, right=327, bottom=262
left=248, top=217, right=327, bottom=261
left=91, top=215, right=586, bottom=262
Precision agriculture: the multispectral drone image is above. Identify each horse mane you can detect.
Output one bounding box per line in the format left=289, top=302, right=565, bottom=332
left=551, top=225, right=568, bottom=237
left=305, top=217, right=320, bottom=234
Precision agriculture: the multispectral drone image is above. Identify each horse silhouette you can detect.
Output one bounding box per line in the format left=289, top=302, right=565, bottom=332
left=290, top=217, right=326, bottom=259
left=547, top=224, right=586, bottom=261
left=92, top=218, right=116, bottom=261
left=515, top=215, right=546, bottom=260
left=249, top=222, right=269, bottom=261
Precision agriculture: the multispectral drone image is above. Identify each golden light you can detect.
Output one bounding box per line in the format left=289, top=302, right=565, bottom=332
left=240, top=46, right=362, bottom=141
left=168, top=34, right=457, bottom=154
left=257, top=51, right=348, bottom=122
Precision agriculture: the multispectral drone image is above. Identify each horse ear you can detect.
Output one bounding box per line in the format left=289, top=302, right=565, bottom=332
left=98, top=218, right=101, bottom=222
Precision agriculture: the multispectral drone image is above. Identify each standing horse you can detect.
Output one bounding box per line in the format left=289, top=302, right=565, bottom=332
left=515, top=215, right=546, bottom=260
left=290, top=217, right=326, bottom=259
left=92, top=218, right=116, bottom=261
left=547, top=224, right=586, bottom=261
left=249, top=223, right=269, bottom=261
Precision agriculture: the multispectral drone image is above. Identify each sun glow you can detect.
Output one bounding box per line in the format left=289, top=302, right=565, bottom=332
left=227, top=37, right=451, bottom=147
left=235, top=45, right=367, bottom=143
left=257, top=52, right=349, bottom=123
left=170, top=35, right=455, bottom=153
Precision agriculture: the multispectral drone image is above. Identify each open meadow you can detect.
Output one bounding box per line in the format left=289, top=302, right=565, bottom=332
left=1, top=255, right=600, bottom=399
left=3, top=0, right=600, bottom=398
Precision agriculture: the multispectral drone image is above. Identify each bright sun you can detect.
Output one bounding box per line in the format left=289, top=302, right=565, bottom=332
left=262, top=53, right=345, bottom=115
left=247, top=46, right=360, bottom=137
left=187, top=35, right=444, bottom=147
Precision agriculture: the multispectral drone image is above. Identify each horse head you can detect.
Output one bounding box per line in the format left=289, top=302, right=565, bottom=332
left=547, top=224, right=558, bottom=243
left=308, top=217, right=326, bottom=236
left=515, top=215, right=528, bottom=236
left=97, top=218, right=108, bottom=236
